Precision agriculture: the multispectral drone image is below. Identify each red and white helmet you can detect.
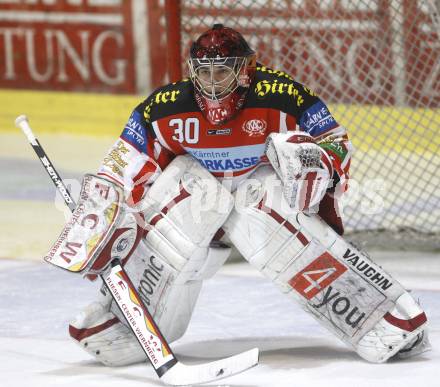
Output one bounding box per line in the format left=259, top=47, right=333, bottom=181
left=188, top=24, right=256, bottom=125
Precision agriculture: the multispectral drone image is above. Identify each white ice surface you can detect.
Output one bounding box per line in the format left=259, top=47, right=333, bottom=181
left=1, top=253, right=439, bottom=387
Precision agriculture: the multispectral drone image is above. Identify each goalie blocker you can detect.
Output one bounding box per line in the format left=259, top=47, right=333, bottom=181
left=223, top=165, right=430, bottom=363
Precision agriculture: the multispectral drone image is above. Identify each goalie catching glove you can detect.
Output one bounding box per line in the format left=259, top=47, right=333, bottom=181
left=265, top=132, right=333, bottom=212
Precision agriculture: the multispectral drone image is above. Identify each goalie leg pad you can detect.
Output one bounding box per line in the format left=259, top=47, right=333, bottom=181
left=69, top=251, right=204, bottom=368
left=70, top=155, right=234, bottom=366
left=356, top=292, right=429, bottom=362
left=224, top=165, right=428, bottom=363
left=69, top=292, right=146, bottom=366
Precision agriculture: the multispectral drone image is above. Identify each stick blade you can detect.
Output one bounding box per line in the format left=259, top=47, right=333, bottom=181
left=160, top=347, right=259, bottom=386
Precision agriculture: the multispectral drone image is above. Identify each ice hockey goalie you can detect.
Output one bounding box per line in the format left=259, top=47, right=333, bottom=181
left=51, top=24, right=430, bottom=367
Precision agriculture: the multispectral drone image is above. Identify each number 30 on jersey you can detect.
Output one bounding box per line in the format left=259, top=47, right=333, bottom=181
left=170, top=118, right=199, bottom=144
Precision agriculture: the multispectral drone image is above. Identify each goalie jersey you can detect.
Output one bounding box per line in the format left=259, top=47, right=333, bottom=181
left=98, top=65, right=352, bottom=205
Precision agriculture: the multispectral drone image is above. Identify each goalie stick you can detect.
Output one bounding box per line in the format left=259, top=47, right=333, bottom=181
left=15, top=114, right=259, bottom=386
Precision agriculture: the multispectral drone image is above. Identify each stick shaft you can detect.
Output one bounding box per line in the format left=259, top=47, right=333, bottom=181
left=15, top=115, right=179, bottom=377
left=15, top=115, right=76, bottom=212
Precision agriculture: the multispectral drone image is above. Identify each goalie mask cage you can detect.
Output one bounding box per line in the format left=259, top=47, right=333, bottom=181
left=152, top=0, right=440, bottom=250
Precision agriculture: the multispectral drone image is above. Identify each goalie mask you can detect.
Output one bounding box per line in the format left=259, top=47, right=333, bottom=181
left=188, top=24, right=256, bottom=125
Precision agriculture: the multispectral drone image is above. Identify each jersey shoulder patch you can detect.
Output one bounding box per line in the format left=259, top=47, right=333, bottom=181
left=299, top=100, right=338, bottom=136
left=121, top=109, right=147, bottom=153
